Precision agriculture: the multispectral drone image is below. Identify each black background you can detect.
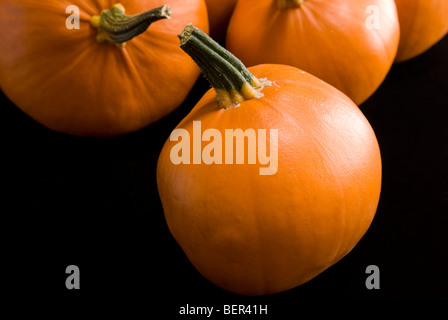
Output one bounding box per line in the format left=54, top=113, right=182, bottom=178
left=1, top=34, right=447, bottom=308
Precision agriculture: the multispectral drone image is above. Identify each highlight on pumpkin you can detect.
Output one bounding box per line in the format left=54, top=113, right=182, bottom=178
left=90, top=4, right=172, bottom=46
left=178, top=24, right=271, bottom=109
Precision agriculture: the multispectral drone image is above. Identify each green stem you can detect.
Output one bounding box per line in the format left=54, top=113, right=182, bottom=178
left=179, top=24, right=263, bottom=109
left=278, top=0, right=304, bottom=10
left=91, top=4, right=171, bottom=45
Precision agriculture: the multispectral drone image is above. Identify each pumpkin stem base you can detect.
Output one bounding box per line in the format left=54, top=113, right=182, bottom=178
left=179, top=24, right=270, bottom=109
left=278, top=0, right=304, bottom=10
left=90, top=4, right=171, bottom=46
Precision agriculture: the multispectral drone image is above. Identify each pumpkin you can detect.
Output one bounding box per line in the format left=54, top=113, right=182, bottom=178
left=394, top=0, right=448, bottom=63
left=157, top=25, right=382, bottom=295
left=225, top=0, right=400, bottom=105
left=0, top=0, right=208, bottom=137
left=204, top=0, right=237, bottom=41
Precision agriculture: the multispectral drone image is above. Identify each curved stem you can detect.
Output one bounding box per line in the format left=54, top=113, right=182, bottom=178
left=179, top=24, right=266, bottom=109
left=91, top=4, right=171, bottom=46
left=278, top=0, right=304, bottom=10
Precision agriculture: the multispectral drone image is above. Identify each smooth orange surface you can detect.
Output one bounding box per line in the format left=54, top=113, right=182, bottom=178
left=394, top=0, right=448, bottom=63
left=225, top=0, right=400, bottom=105
left=204, top=0, right=237, bottom=41
left=157, top=64, right=382, bottom=295
left=0, top=0, right=208, bottom=137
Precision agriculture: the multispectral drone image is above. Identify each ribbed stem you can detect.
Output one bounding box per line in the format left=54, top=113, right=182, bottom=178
left=179, top=24, right=263, bottom=109
left=278, top=0, right=304, bottom=10
left=91, top=4, right=171, bottom=45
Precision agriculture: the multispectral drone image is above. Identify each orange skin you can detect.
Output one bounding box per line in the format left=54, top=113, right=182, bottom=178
left=204, top=0, right=237, bottom=41
left=157, top=64, right=382, bottom=296
left=225, top=0, right=400, bottom=105
left=0, top=0, right=208, bottom=137
left=394, top=0, right=448, bottom=63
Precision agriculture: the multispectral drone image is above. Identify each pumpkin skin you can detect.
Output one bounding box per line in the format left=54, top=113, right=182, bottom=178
left=204, top=0, right=237, bottom=41
left=0, top=0, right=208, bottom=137
left=394, top=0, right=448, bottom=63
left=225, top=0, right=400, bottom=105
left=157, top=64, right=382, bottom=296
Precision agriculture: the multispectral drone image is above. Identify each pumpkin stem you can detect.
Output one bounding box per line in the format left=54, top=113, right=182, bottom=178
left=278, top=0, right=304, bottom=10
left=179, top=24, right=268, bottom=109
left=90, top=4, right=171, bottom=47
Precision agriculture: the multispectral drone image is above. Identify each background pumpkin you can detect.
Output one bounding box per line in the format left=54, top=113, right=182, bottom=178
left=0, top=0, right=208, bottom=137
left=394, top=0, right=448, bottom=63
left=157, top=26, right=382, bottom=295
left=225, top=0, right=400, bottom=106
left=204, top=0, right=237, bottom=41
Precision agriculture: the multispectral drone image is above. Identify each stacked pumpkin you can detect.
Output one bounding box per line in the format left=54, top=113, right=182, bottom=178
left=1, top=0, right=447, bottom=295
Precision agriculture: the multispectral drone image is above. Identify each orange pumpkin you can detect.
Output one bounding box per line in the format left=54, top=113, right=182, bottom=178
left=225, top=0, right=400, bottom=105
left=394, top=0, right=448, bottom=62
left=157, top=25, right=382, bottom=295
left=204, top=0, right=237, bottom=41
left=0, top=0, right=208, bottom=137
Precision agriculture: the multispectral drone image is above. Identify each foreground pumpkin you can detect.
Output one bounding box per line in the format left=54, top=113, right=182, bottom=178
left=204, top=0, right=237, bottom=41
left=394, top=0, right=448, bottom=62
left=0, top=0, right=208, bottom=137
left=157, top=25, right=382, bottom=295
left=225, top=0, right=400, bottom=105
